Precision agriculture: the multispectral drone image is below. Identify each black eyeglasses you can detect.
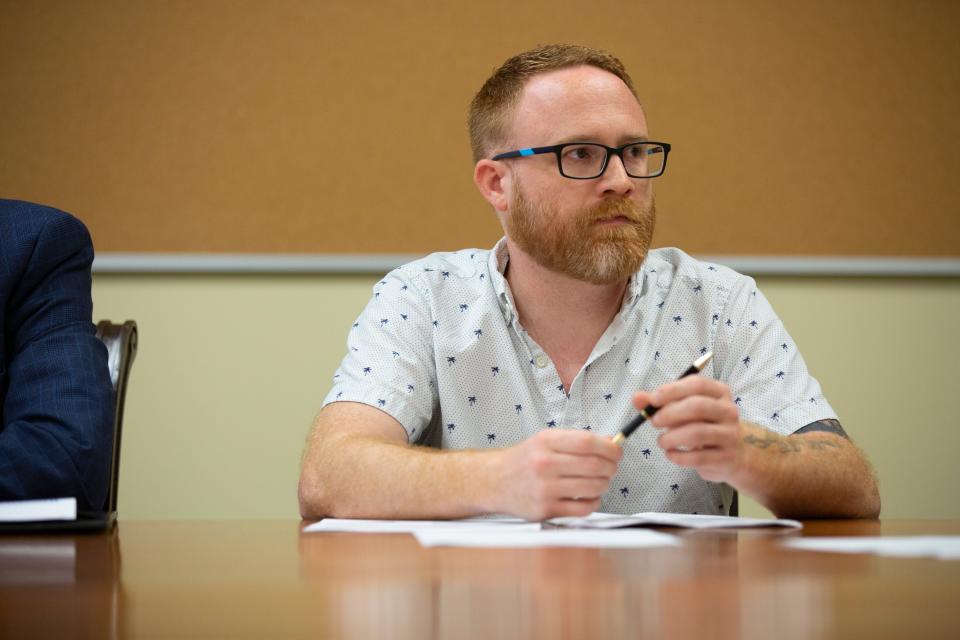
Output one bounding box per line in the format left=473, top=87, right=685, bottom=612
left=492, top=141, right=671, bottom=179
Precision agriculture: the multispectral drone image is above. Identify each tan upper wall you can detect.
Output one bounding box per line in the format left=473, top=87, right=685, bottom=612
left=2, top=0, right=959, bottom=256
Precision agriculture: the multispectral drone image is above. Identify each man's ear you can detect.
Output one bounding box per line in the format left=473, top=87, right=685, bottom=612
left=473, top=159, right=511, bottom=213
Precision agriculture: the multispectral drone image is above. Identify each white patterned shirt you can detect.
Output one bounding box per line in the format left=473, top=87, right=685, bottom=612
left=323, top=239, right=837, bottom=515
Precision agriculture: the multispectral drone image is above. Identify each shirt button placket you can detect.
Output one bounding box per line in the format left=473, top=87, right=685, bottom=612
left=530, top=352, right=565, bottom=426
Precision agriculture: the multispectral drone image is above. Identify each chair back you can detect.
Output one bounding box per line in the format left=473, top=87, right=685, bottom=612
left=95, top=320, right=138, bottom=513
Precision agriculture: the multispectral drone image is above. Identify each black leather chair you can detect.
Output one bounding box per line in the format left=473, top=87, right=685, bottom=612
left=95, top=320, right=138, bottom=515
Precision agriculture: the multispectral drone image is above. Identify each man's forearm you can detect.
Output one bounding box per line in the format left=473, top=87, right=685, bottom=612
left=730, top=422, right=881, bottom=519
left=298, top=401, right=623, bottom=521
left=299, top=430, right=501, bottom=520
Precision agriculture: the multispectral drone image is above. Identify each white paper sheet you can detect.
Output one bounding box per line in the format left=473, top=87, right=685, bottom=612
left=303, top=516, right=682, bottom=548
left=414, top=528, right=681, bottom=548
left=782, top=536, right=960, bottom=560
left=303, top=512, right=798, bottom=548
left=302, top=516, right=536, bottom=534
left=546, top=511, right=802, bottom=530
left=0, top=497, right=76, bottom=522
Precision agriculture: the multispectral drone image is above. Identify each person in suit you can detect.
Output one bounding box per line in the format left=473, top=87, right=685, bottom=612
left=0, top=199, right=114, bottom=512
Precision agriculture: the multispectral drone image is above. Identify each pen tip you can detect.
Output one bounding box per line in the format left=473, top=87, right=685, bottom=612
left=694, top=351, right=714, bottom=370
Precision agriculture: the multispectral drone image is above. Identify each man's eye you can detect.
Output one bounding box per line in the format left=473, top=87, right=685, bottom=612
left=565, top=146, right=599, bottom=161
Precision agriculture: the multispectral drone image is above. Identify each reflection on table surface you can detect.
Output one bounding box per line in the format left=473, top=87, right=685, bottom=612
left=0, top=519, right=958, bottom=639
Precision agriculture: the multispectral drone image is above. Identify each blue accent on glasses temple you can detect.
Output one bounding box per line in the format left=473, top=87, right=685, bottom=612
left=519, top=149, right=535, bottom=156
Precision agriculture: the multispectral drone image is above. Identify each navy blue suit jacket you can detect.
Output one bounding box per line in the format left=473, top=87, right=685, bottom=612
left=0, top=199, right=114, bottom=511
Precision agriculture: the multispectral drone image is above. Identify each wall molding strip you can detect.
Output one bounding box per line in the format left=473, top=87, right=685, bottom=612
left=92, top=253, right=960, bottom=277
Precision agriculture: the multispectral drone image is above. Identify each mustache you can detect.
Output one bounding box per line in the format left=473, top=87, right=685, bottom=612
left=586, top=197, right=646, bottom=224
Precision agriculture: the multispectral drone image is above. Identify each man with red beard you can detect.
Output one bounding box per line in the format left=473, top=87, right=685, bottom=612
left=299, top=45, right=880, bottom=521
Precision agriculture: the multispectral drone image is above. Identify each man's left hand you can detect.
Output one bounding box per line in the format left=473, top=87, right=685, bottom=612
left=632, top=376, right=742, bottom=483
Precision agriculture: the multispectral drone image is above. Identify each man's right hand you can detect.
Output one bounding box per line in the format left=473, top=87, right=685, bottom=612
left=301, top=402, right=623, bottom=522
left=490, top=430, right=623, bottom=521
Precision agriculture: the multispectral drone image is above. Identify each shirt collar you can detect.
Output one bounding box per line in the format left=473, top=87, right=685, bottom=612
left=488, top=237, right=516, bottom=324
left=623, top=261, right=649, bottom=314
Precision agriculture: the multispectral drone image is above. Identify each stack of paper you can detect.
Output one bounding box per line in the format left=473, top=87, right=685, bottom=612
left=546, top=512, right=802, bottom=530
left=0, top=498, right=77, bottom=523
left=304, top=512, right=800, bottom=548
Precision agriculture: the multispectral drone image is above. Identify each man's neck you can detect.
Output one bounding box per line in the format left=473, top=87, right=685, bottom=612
left=504, top=240, right=630, bottom=387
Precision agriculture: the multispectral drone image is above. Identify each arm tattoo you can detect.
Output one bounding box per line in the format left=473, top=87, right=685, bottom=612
left=795, top=418, right=849, bottom=439
left=743, top=431, right=802, bottom=453
left=742, top=428, right=842, bottom=454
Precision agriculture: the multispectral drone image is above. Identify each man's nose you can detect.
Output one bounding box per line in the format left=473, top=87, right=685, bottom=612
left=597, top=153, right=635, bottom=196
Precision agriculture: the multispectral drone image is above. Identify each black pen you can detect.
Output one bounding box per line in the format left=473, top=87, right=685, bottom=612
left=611, top=351, right=714, bottom=446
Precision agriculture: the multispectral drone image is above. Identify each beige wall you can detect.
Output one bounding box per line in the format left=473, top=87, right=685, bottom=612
left=92, top=273, right=960, bottom=520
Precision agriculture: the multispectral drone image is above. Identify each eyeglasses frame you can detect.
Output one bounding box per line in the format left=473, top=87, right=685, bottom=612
left=491, top=141, right=671, bottom=180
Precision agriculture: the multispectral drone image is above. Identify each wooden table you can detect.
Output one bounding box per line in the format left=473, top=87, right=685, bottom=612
left=1, top=520, right=958, bottom=639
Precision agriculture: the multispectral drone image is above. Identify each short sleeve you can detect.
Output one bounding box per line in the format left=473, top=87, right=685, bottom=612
left=323, top=269, right=439, bottom=443
left=712, top=277, right=837, bottom=435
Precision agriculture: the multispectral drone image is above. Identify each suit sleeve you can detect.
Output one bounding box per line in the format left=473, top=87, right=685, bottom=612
left=0, top=214, right=114, bottom=511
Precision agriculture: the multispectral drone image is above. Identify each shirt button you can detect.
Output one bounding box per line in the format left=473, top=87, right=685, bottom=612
left=534, top=354, right=548, bottom=369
